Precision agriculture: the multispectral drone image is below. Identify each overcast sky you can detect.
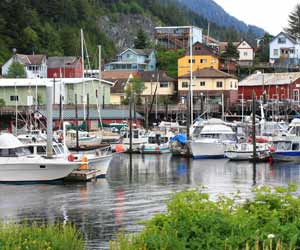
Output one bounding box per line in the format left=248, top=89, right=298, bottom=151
left=213, top=0, right=298, bottom=35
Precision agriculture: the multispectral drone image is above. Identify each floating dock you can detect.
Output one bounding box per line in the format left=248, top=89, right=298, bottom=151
left=64, top=169, right=104, bottom=182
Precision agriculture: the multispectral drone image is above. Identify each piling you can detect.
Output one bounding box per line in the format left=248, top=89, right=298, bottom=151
left=46, top=85, right=53, bottom=158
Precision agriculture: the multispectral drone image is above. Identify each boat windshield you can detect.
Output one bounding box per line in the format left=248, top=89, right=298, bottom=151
left=200, top=133, right=236, bottom=141
left=273, top=141, right=292, bottom=151
left=148, top=136, right=168, bottom=144
left=0, top=147, right=31, bottom=157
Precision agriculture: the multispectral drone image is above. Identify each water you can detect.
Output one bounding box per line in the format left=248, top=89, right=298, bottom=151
left=1, top=154, right=300, bottom=249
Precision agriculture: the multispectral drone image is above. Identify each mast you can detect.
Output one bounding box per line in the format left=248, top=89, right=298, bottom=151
left=81, top=29, right=86, bottom=122
left=98, top=45, right=103, bottom=129
left=189, top=26, right=193, bottom=127
left=46, top=85, right=53, bottom=158
left=14, top=82, right=18, bottom=136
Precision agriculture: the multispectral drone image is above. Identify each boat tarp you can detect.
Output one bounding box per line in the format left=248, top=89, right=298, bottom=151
left=171, top=133, right=187, bottom=144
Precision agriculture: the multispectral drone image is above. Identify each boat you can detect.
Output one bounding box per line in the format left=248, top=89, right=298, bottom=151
left=270, top=139, right=300, bottom=162
left=17, top=129, right=47, bottom=143
left=121, top=128, right=148, bottom=153
left=224, top=137, right=270, bottom=161
left=170, top=133, right=190, bottom=157
left=0, top=133, right=81, bottom=182
left=189, top=119, right=237, bottom=159
left=139, top=131, right=173, bottom=154
left=65, top=130, right=103, bottom=150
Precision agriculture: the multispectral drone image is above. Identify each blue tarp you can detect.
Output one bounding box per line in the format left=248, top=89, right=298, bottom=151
left=171, top=133, right=187, bottom=144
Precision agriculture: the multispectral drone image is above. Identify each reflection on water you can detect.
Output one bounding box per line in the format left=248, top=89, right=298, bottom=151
left=0, top=154, right=300, bottom=249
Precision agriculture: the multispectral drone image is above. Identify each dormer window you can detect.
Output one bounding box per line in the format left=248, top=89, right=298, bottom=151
left=195, top=45, right=201, bottom=51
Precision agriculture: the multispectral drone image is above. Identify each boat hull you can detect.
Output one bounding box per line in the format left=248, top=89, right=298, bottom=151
left=139, top=145, right=171, bottom=154
left=0, top=158, right=80, bottom=182
left=224, top=151, right=253, bottom=160
left=190, top=141, right=225, bottom=159
left=271, top=151, right=300, bottom=162
left=86, top=154, right=113, bottom=177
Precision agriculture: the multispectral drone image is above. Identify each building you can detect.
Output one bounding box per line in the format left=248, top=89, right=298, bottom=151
left=138, top=71, right=176, bottom=103
left=178, top=68, right=238, bottom=108
left=0, top=78, right=113, bottom=106
left=2, top=54, right=47, bottom=78
left=104, top=48, right=156, bottom=71
left=47, top=57, right=83, bottom=78
left=178, top=42, right=219, bottom=77
left=238, top=72, right=300, bottom=101
left=269, top=32, right=300, bottom=65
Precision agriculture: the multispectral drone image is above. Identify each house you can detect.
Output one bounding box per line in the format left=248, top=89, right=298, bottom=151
left=138, top=71, right=176, bottom=103
left=0, top=78, right=113, bottom=106
left=155, top=26, right=202, bottom=49
left=269, top=32, right=300, bottom=65
left=238, top=72, right=300, bottom=101
left=47, top=57, right=83, bottom=78
left=178, top=68, right=238, bottom=108
left=102, top=71, right=137, bottom=105
left=104, top=48, right=156, bottom=71
left=219, top=40, right=255, bottom=66
left=2, top=54, right=47, bottom=78
left=178, top=42, right=219, bottom=77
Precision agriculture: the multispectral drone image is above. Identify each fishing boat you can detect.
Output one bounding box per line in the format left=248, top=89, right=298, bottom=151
left=189, top=119, right=237, bottom=159
left=139, top=131, right=173, bottom=154
left=270, top=139, right=300, bottom=162
left=0, top=133, right=81, bottom=182
left=122, top=128, right=148, bottom=153
left=65, top=130, right=102, bottom=150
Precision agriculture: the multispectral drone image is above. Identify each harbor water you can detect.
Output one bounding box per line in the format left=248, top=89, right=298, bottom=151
left=1, top=154, right=300, bottom=249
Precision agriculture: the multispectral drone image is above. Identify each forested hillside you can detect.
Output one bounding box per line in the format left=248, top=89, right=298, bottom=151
left=0, top=0, right=256, bottom=65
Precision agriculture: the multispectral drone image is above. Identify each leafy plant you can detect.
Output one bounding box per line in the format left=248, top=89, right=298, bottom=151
left=6, top=61, right=26, bottom=78
left=111, top=185, right=300, bottom=250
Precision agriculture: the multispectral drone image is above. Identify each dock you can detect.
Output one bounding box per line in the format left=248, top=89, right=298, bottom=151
left=64, top=169, right=105, bottom=182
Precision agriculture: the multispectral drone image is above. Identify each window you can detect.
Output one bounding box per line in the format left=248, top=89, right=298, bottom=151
left=243, top=52, right=248, bottom=56
left=290, top=49, right=294, bottom=54
left=212, top=59, right=216, bottom=64
left=182, top=82, right=188, bottom=88
left=230, top=82, right=233, bottom=88
left=188, top=59, right=195, bottom=63
left=126, top=53, right=131, bottom=58
left=273, top=49, right=279, bottom=56
left=278, top=37, right=286, bottom=44
left=160, top=82, right=168, bottom=88
left=235, top=82, right=237, bottom=88
left=10, top=96, right=18, bottom=101
left=200, top=59, right=207, bottom=63
left=200, top=81, right=205, bottom=86
left=216, top=81, right=223, bottom=88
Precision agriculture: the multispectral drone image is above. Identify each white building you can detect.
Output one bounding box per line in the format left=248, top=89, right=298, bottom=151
left=269, top=32, right=300, bottom=65
left=2, top=54, right=47, bottom=78
left=236, top=40, right=255, bottom=62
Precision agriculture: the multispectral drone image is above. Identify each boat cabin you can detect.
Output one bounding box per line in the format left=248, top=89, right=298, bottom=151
left=273, top=140, right=300, bottom=151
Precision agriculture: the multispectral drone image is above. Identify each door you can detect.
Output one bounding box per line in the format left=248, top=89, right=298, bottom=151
left=293, top=89, right=299, bottom=102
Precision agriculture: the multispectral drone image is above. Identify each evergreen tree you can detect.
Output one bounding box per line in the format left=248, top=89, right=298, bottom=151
left=6, top=62, right=26, bottom=78
left=255, top=33, right=273, bottom=63
left=286, top=4, right=300, bottom=37
left=221, top=42, right=239, bottom=59
left=124, top=77, right=145, bottom=104
left=134, top=29, right=148, bottom=49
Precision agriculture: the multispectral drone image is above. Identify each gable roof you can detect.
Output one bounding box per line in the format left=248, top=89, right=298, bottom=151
left=119, top=48, right=154, bottom=57
left=15, top=54, right=46, bottom=65
left=270, top=32, right=298, bottom=44
left=138, top=70, right=175, bottom=82
left=179, top=67, right=237, bottom=79
left=47, top=57, right=81, bottom=68
left=183, top=42, right=218, bottom=57
left=236, top=39, right=255, bottom=49
left=102, top=70, right=138, bottom=81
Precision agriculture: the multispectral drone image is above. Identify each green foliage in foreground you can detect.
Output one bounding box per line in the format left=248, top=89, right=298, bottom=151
left=111, top=185, right=300, bottom=250
left=0, top=222, right=84, bottom=250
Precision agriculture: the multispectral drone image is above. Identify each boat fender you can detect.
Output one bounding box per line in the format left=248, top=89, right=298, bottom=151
left=269, top=146, right=276, bottom=152
left=80, top=156, right=88, bottom=170
left=68, top=153, right=75, bottom=162
left=115, top=144, right=124, bottom=153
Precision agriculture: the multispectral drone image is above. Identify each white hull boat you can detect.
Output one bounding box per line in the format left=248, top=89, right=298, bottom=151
left=225, top=143, right=270, bottom=161
left=190, top=139, right=226, bottom=159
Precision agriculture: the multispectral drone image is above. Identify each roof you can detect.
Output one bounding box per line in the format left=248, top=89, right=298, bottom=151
left=0, top=78, right=113, bottom=87
left=39, top=108, right=144, bottom=120
left=47, top=57, right=81, bottom=68
left=102, top=71, right=137, bottom=81
left=219, top=42, right=240, bottom=52
left=238, top=72, right=300, bottom=87
left=119, top=48, right=154, bottom=57
left=138, top=71, right=175, bottom=82
left=111, top=79, right=128, bottom=93
left=0, top=133, right=23, bottom=149
left=180, top=68, right=237, bottom=79
left=15, top=54, right=46, bottom=65
left=270, top=32, right=298, bottom=44
left=183, top=42, right=218, bottom=56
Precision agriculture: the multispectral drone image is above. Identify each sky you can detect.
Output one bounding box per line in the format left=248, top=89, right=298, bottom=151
left=213, top=0, right=299, bottom=35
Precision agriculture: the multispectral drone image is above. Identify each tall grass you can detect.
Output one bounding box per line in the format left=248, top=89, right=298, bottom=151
left=0, top=222, right=84, bottom=250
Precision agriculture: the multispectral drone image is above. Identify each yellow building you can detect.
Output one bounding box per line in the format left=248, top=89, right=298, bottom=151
left=178, top=67, right=238, bottom=107
left=178, top=42, right=219, bottom=77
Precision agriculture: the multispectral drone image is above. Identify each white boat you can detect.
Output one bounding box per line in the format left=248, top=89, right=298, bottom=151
left=65, top=130, right=102, bottom=149
left=139, top=131, right=173, bottom=154
left=122, top=128, right=148, bottom=152
left=0, top=133, right=81, bottom=182
left=17, top=130, right=47, bottom=143
left=270, top=139, right=300, bottom=162
left=225, top=141, right=270, bottom=161
left=189, top=119, right=237, bottom=159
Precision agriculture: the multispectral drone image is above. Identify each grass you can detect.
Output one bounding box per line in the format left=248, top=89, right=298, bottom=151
left=110, top=185, right=300, bottom=250
left=0, top=222, right=84, bottom=250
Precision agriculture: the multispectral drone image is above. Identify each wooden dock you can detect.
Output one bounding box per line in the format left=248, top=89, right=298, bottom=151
left=64, top=169, right=104, bottom=182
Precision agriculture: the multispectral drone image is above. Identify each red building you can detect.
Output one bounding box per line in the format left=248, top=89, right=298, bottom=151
left=238, top=72, right=300, bottom=101
left=47, top=57, right=83, bottom=78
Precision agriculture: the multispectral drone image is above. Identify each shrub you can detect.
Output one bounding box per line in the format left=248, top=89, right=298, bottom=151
left=111, top=185, right=300, bottom=250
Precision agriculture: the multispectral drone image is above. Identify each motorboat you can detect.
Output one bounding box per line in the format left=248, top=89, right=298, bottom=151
left=139, top=131, right=173, bottom=154
left=189, top=119, right=237, bottom=159
left=270, top=139, right=300, bottom=162
left=0, top=133, right=81, bottom=182
left=65, top=130, right=102, bottom=150
left=17, top=129, right=47, bottom=143
left=121, top=128, right=148, bottom=152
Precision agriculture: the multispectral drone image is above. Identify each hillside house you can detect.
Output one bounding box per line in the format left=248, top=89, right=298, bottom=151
left=104, top=48, right=156, bottom=71
left=2, top=54, right=47, bottom=78
left=47, top=57, right=83, bottom=78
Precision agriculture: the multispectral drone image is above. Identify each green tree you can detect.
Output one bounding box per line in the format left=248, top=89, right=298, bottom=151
left=7, top=62, right=26, bottom=78
left=0, top=99, right=5, bottom=107
left=285, top=4, right=300, bottom=37
left=221, top=42, right=239, bottom=59
left=134, top=29, right=148, bottom=49
left=157, top=49, right=185, bottom=78
left=255, top=33, right=273, bottom=63
left=125, top=77, right=145, bottom=104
